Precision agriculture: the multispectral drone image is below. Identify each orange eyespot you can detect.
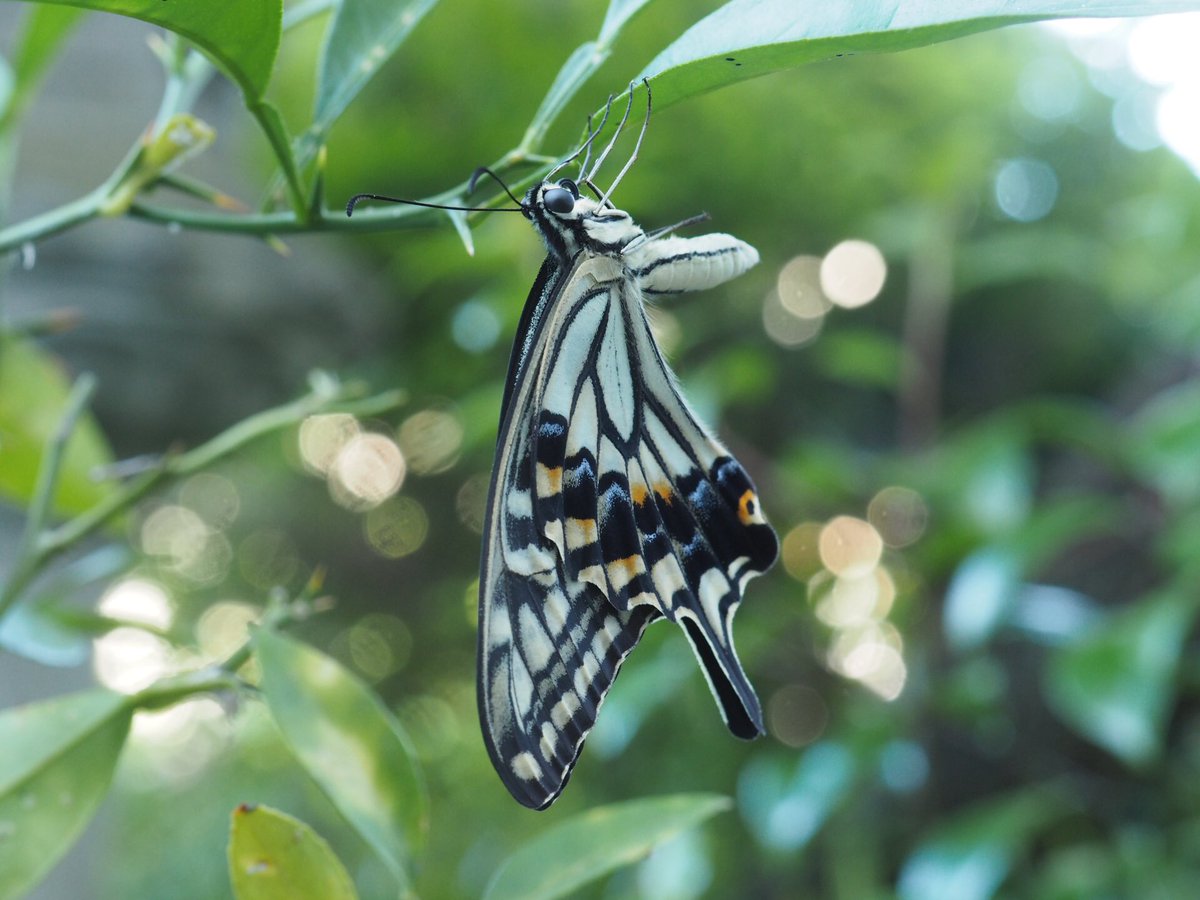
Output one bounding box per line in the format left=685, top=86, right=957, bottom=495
left=737, top=489, right=760, bottom=525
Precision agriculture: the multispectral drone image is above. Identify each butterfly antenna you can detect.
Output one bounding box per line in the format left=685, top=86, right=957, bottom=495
left=596, top=79, right=651, bottom=208
left=585, top=82, right=636, bottom=184
left=345, top=192, right=526, bottom=216
left=467, top=166, right=526, bottom=207
left=548, top=94, right=615, bottom=181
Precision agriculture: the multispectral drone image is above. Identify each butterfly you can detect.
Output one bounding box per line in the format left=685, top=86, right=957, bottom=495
left=348, top=82, right=778, bottom=810
left=474, top=84, right=778, bottom=809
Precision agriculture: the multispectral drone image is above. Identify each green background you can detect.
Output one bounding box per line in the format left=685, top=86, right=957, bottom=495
left=3, top=0, right=1200, bottom=897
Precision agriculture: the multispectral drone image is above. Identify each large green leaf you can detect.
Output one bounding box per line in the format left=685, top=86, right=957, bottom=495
left=0, top=334, right=114, bottom=515
left=1044, top=589, right=1196, bottom=767
left=252, top=628, right=427, bottom=890
left=599, top=0, right=656, bottom=44
left=0, top=689, right=133, bottom=899
left=483, top=794, right=731, bottom=900
left=228, top=804, right=358, bottom=900
left=521, top=0, right=658, bottom=149
left=897, top=786, right=1069, bottom=900
left=313, top=0, right=439, bottom=139
left=286, top=0, right=439, bottom=180
left=632, top=1, right=1200, bottom=114
left=18, top=0, right=281, bottom=99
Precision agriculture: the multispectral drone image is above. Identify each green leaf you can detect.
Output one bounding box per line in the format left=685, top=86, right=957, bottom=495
left=523, top=41, right=603, bottom=151
left=633, top=1, right=1200, bottom=115
left=943, top=548, right=1020, bottom=653
left=287, top=0, right=439, bottom=204
left=599, top=0, right=657, bottom=44
left=587, top=640, right=692, bottom=758
left=0, top=601, right=91, bottom=667
left=957, top=229, right=1108, bottom=293
left=1128, top=381, right=1200, bottom=507
left=1044, top=589, right=1197, bottom=767
left=0, top=58, right=12, bottom=124
left=483, top=793, right=731, bottom=900
left=523, top=0, right=657, bottom=150
left=0, top=3, right=84, bottom=132
left=24, top=0, right=282, bottom=100
left=1003, top=495, right=1122, bottom=573
left=444, top=206, right=475, bottom=257
left=0, top=334, right=114, bottom=515
left=941, top=424, right=1034, bottom=536
left=738, top=742, right=858, bottom=851
left=228, top=804, right=358, bottom=900
left=248, top=98, right=305, bottom=215
left=252, top=628, right=427, bottom=889
left=898, top=786, right=1069, bottom=900
left=811, top=328, right=903, bottom=390
left=0, top=689, right=133, bottom=899
left=0, top=546, right=132, bottom=666
left=313, top=0, right=439, bottom=139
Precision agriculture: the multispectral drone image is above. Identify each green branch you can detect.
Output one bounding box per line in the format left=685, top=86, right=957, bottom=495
left=12, top=374, right=97, bottom=572
left=0, top=378, right=406, bottom=620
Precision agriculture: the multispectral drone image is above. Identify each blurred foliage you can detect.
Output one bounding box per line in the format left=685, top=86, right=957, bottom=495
left=2, top=0, right=1200, bottom=898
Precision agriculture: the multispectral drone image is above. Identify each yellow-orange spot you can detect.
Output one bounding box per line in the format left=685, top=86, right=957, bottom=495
left=632, top=484, right=648, bottom=505
left=606, top=555, right=646, bottom=590
left=654, top=482, right=674, bottom=504
left=565, top=517, right=598, bottom=549
left=737, top=489, right=760, bottom=525
left=537, top=464, right=563, bottom=496
left=612, top=556, right=642, bottom=576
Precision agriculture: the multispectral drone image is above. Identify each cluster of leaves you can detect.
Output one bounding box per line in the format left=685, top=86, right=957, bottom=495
left=4, top=0, right=1200, bottom=898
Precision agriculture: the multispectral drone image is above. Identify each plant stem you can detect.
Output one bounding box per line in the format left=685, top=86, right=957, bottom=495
left=0, top=374, right=98, bottom=620
left=898, top=209, right=956, bottom=451
left=0, top=381, right=406, bottom=620
left=0, top=186, right=108, bottom=252
left=0, top=128, right=558, bottom=251
left=133, top=668, right=246, bottom=711
left=131, top=576, right=322, bottom=712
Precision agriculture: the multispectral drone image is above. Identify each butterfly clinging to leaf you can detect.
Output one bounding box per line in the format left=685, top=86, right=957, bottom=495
left=349, top=80, right=778, bottom=809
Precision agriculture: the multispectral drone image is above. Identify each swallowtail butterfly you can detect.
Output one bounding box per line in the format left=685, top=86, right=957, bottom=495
left=350, top=82, right=778, bottom=809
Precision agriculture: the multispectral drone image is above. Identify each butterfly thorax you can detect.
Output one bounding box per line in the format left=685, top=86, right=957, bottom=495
left=526, top=179, right=645, bottom=264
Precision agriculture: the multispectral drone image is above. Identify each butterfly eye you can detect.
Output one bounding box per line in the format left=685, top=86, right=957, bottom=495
left=543, top=187, right=575, bottom=214
left=557, top=178, right=580, bottom=198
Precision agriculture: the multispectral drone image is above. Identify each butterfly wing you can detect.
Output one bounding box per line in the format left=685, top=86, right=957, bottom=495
left=479, top=256, right=660, bottom=810
left=478, top=251, right=777, bottom=810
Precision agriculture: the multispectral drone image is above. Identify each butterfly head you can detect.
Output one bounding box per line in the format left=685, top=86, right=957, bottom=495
left=541, top=178, right=580, bottom=214
left=527, top=176, right=641, bottom=262
left=529, top=177, right=596, bottom=220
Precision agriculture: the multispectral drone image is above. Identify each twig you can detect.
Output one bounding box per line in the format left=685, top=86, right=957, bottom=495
left=0, top=374, right=98, bottom=619
left=0, top=379, right=405, bottom=620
